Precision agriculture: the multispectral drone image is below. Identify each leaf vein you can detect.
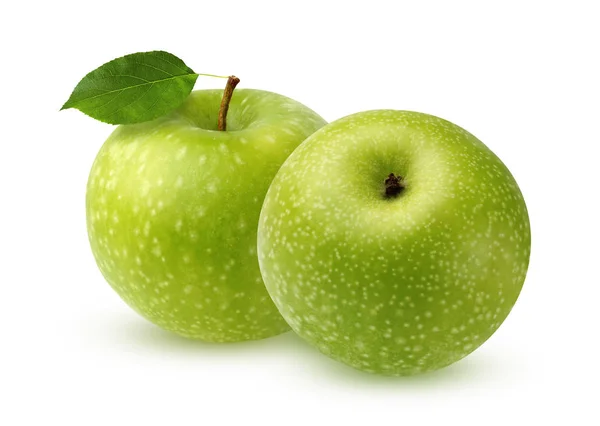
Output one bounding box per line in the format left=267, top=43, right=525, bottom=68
left=152, top=53, right=192, bottom=74
left=104, top=83, right=155, bottom=119
left=69, top=74, right=196, bottom=106
left=132, top=61, right=176, bottom=77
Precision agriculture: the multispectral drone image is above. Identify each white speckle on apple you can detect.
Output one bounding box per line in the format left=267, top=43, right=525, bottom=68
left=174, top=219, right=183, bottom=232
left=233, top=153, right=245, bottom=165
left=176, top=146, right=187, bottom=160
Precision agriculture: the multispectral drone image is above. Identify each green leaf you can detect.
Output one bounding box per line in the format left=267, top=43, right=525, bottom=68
left=61, top=51, right=199, bottom=124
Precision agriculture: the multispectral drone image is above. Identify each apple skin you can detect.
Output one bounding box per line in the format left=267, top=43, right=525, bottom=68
left=87, top=89, right=326, bottom=342
left=258, top=110, right=530, bottom=375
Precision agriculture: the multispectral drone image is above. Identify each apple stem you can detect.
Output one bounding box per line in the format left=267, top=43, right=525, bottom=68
left=384, top=173, right=405, bottom=198
left=218, top=76, right=240, bottom=131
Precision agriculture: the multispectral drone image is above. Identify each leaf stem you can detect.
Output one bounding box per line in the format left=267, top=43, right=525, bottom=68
left=197, top=73, right=230, bottom=79
left=218, top=76, right=240, bottom=131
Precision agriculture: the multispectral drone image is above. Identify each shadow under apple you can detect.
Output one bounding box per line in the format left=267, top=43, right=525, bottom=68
left=96, top=310, right=514, bottom=389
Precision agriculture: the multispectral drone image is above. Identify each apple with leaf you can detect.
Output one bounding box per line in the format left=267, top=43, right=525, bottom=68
left=63, top=51, right=326, bottom=341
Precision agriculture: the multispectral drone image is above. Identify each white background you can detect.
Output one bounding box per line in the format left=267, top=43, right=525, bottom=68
left=1, top=0, right=599, bottom=424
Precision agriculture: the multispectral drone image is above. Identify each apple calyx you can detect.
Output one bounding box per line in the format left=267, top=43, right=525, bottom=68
left=218, top=75, right=241, bottom=131
left=384, top=173, right=405, bottom=198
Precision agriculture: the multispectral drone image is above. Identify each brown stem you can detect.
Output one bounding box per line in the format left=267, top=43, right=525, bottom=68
left=217, top=76, right=240, bottom=131
left=384, top=173, right=405, bottom=198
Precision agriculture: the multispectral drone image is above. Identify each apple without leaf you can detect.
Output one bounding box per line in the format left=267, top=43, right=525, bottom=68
left=87, top=89, right=326, bottom=342
left=258, top=110, right=530, bottom=375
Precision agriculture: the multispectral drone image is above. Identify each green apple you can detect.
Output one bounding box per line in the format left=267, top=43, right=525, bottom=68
left=258, top=110, right=530, bottom=375
left=87, top=89, right=326, bottom=342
